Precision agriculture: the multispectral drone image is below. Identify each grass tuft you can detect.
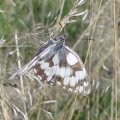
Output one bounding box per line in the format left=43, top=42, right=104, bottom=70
left=0, top=0, right=120, bottom=120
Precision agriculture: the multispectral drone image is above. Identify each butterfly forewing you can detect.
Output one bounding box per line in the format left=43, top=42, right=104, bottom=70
left=9, top=40, right=56, bottom=80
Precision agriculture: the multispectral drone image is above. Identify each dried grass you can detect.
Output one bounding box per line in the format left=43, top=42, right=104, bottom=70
left=0, top=0, right=120, bottom=120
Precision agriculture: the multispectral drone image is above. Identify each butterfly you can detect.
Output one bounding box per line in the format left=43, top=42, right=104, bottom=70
left=9, top=36, right=91, bottom=95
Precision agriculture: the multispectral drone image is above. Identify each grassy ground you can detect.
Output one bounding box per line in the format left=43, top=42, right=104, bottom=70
left=0, top=0, right=120, bottom=120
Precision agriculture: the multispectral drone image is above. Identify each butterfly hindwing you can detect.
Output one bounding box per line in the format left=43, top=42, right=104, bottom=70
left=34, top=44, right=90, bottom=94
left=64, top=47, right=90, bottom=94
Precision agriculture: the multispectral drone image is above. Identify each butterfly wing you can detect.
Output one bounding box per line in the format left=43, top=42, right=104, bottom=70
left=64, top=46, right=91, bottom=94
left=10, top=37, right=90, bottom=94
left=34, top=45, right=91, bottom=94
left=9, top=40, right=56, bottom=80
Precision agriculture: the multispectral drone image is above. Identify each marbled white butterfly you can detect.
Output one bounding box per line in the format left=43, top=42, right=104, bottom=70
left=10, top=36, right=91, bottom=94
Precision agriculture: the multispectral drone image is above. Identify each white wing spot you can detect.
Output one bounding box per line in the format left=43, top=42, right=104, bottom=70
left=38, top=60, right=44, bottom=64
left=66, top=53, right=78, bottom=65
left=68, top=88, right=73, bottom=92
left=57, top=81, right=61, bottom=85
left=47, top=75, right=52, bottom=81
left=44, top=67, right=52, bottom=76
left=46, top=65, right=60, bottom=81
left=41, top=62, right=49, bottom=70
left=79, top=86, right=84, bottom=93
left=58, top=67, right=66, bottom=78
left=52, top=53, right=59, bottom=65
left=75, top=68, right=87, bottom=80
left=63, top=76, right=70, bottom=85
left=46, top=65, right=59, bottom=81
left=63, top=86, right=66, bottom=89
left=76, top=86, right=83, bottom=93
left=37, top=75, right=42, bottom=80
left=52, top=65, right=60, bottom=76
left=70, top=76, right=76, bottom=87
left=75, top=76, right=78, bottom=84
left=34, top=69, right=37, bottom=74
left=65, top=67, right=71, bottom=77
left=83, top=81, right=89, bottom=87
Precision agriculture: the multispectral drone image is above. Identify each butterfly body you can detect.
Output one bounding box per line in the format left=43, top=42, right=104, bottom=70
left=10, top=36, right=91, bottom=94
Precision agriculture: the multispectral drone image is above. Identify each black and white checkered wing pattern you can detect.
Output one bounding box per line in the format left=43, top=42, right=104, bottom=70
left=10, top=37, right=90, bottom=94
left=34, top=45, right=90, bottom=94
